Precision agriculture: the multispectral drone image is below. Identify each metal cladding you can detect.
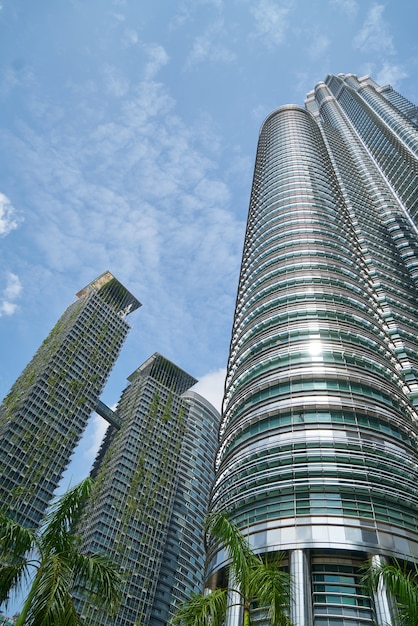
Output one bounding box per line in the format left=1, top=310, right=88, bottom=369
left=207, top=74, right=418, bottom=626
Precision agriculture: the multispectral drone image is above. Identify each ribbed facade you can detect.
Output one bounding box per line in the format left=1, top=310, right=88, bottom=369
left=207, top=74, right=418, bottom=625
left=149, top=390, right=220, bottom=625
left=0, top=271, right=140, bottom=528
left=76, top=354, right=219, bottom=626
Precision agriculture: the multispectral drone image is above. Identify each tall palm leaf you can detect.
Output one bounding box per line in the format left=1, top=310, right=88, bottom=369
left=0, top=511, right=36, bottom=605
left=170, top=589, right=228, bottom=626
left=0, top=478, right=122, bottom=626
left=206, top=511, right=258, bottom=625
left=250, top=555, right=292, bottom=626
left=173, top=511, right=293, bottom=626
left=206, top=512, right=258, bottom=593
left=365, top=559, right=418, bottom=626
left=17, top=552, right=79, bottom=626
left=72, top=551, right=122, bottom=614
left=40, top=477, right=94, bottom=542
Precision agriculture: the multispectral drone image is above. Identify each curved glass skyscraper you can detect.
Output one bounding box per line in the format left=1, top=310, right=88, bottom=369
left=207, top=75, right=418, bottom=625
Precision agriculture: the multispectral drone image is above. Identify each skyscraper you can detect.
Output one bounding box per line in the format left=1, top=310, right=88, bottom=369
left=206, top=74, right=418, bottom=625
left=0, top=271, right=140, bottom=528
left=76, top=354, right=220, bottom=626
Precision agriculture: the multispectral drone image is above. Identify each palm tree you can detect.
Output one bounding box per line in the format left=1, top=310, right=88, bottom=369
left=171, top=512, right=293, bottom=626
left=171, top=589, right=228, bottom=626
left=365, top=558, right=418, bottom=626
left=0, top=477, right=122, bottom=626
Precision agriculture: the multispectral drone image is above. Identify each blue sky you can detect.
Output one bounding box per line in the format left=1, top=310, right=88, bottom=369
left=1, top=0, right=418, bottom=484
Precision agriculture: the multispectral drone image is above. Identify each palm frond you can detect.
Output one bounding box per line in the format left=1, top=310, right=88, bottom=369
left=41, top=477, right=94, bottom=543
left=365, top=559, right=418, bottom=626
left=0, top=561, right=32, bottom=607
left=0, top=511, right=37, bottom=607
left=0, top=510, right=36, bottom=559
left=206, top=511, right=258, bottom=592
left=19, top=552, right=77, bottom=626
left=2, top=479, right=121, bottom=626
left=250, top=555, right=293, bottom=626
left=72, top=551, right=123, bottom=615
left=170, top=589, right=227, bottom=626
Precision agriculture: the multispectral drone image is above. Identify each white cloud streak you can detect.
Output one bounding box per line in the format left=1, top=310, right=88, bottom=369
left=193, top=367, right=226, bottom=413
left=352, top=3, right=409, bottom=90
left=143, top=43, right=170, bottom=80
left=249, top=0, right=292, bottom=50
left=0, top=192, right=22, bottom=236
left=353, top=3, right=394, bottom=55
left=83, top=413, right=109, bottom=462
left=124, top=28, right=139, bottom=46
left=103, top=65, right=130, bottom=97
left=4, top=273, right=22, bottom=300
left=376, top=62, right=408, bottom=88
left=0, top=273, right=22, bottom=318
left=4, top=69, right=244, bottom=371
left=330, top=0, right=358, bottom=18
left=185, top=20, right=236, bottom=68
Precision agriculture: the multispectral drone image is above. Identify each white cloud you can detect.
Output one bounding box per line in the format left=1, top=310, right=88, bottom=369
left=250, top=0, right=292, bottom=50
left=252, top=103, right=271, bottom=124
left=307, top=33, right=330, bottom=61
left=376, top=62, right=408, bottom=88
left=124, top=28, right=139, bottom=46
left=0, top=192, right=22, bottom=236
left=185, top=20, right=236, bottom=68
left=121, top=80, right=175, bottom=123
left=143, top=43, right=170, bottom=80
left=103, top=65, right=130, bottom=97
left=83, top=413, right=109, bottom=462
left=330, top=0, right=358, bottom=18
left=170, top=6, right=192, bottom=30
left=171, top=0, right=224, bottom=30
left=353, top=3, right=394, bottom=55
left=0, top=63, right=35, bottom=98
left=4, top=273, right=22, bottom=300
left=193, top=367, right=226, bottom=413
left=9, top=70, right=243, bottom=376
left=108, top=11, right=125, bottom=23
left=0, top=273, right=22, bottom=318
left=0, top=301, right=17, bottom=316
left=58, top=412, right=110, bottom=490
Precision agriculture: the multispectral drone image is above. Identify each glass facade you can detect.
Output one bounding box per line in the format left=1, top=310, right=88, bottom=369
left=207, top=75, right=418, bottom=625
left=75, top=354, right=220, bottom=626
left=150, top=390, right=220, bottom=626
left=311, top=555, right=374, bottom=625
left=0, top=271, right=140, bottom=527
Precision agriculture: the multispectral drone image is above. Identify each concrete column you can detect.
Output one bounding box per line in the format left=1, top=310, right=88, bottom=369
left=224, top=574, right=242, bottom=626
left=371, top=554, right=394, bottom=626
left=290, top=549, right=312, bottom=626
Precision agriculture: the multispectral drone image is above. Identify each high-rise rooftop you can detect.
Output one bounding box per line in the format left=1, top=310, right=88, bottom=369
left=75, top=354, right=220, bottom=626
left=0, top=271, right=140, bottom=527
